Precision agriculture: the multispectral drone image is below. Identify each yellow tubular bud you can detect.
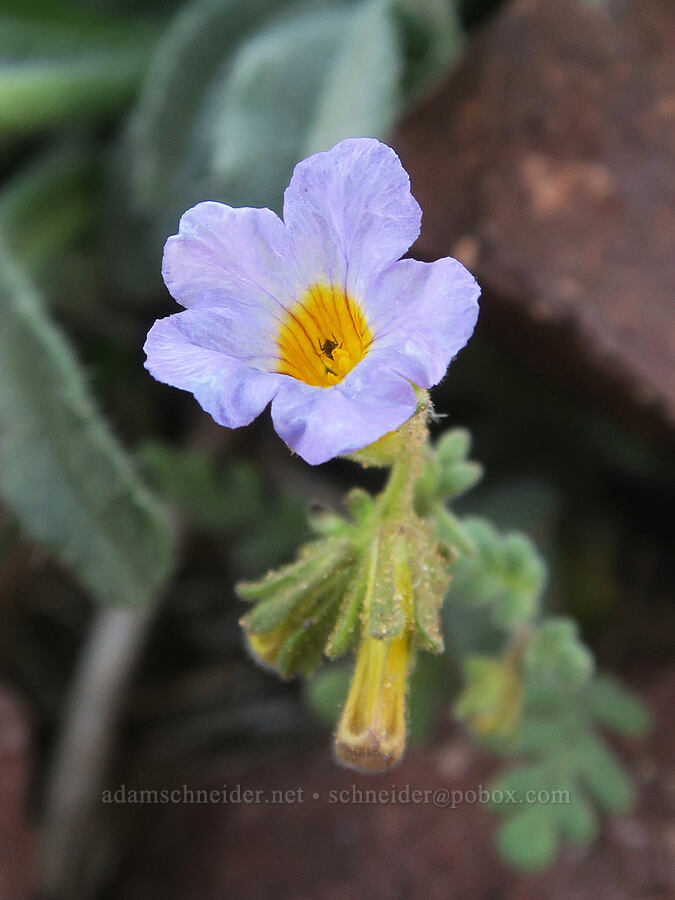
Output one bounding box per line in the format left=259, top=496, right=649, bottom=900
left=335, top=630, right=411, bottom=772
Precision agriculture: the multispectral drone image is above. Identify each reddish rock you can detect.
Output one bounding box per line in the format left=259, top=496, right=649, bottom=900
left=394, top=0, right=675, bottom=443
left=113, top=668, right=675, bottom=900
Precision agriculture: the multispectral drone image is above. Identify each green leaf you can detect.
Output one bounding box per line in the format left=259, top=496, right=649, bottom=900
left=501, top=532, right=546, bottom=599
left=587, top=676, right=652, bottom=737
left=206, top=4, right=360, bottom=208
left=344, top=487, right=376, bottom=527
left=496, top=806, right=558, bottom=871
left=304, top=663, right=351, bottom=724
left=128, top=0, right=310, bottom=212
left=0, top=9, right=157, bottom=61
left=434, top=507, right=477, bottom=556
left=0, top=145, right=96, bottom=274
left=488, top=764, right=550, bottom=809
left=118, top=0, right=461, bottom=284
left=0, top=238, right=172, bottom=606
left=435, top=427, right=471, bottom=465
left=302, top=0, right=402, bottom=154
left=554, top=794, right=598, bottom=845
left=576, top=735, right=635, bottom=814
left=438, top=459, right=483, bottom=500
left=0, top=51, right=150, bottom=136
left=447, top=518, right=545, bottom=628
left=524, top=618, right=594, bottom=687
left=393, top=0, right=463, bottom=98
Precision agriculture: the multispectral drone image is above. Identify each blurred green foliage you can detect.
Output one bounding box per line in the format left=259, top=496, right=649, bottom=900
left=139, top=441, right=309, bottom=571
left=0, top=236, right=172, bottom=606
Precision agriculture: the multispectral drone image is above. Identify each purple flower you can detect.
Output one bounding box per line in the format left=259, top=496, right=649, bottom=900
left=144, top=138, right=480, bottom=465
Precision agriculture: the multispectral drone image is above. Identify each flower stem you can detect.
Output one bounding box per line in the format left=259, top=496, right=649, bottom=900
left=375, top=395, right=429, bottom=523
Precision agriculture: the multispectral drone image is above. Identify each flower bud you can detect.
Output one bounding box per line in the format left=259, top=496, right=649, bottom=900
left=335, top=631, right=411, bottom=772
left=455, top=655, right=523, bottom=739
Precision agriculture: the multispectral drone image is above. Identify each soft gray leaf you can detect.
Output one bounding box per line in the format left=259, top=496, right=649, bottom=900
left=0, top=237, right=173, bottom=606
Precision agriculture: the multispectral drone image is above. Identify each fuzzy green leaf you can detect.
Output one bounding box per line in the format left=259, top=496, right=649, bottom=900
left=434, top=507, right=477, bottom=557
left=0, top=238, right=172, bottom=606
left=524, top=618, right=594, bottom=687
left=435, top=427, right=471, bottom=465
left=118, top=0, right=461, bottom=284
left=302, top=0, right=401, bottom=154
left=438, top=460, right=483, bottom=500
left=447, top=518, right=545, bottom=628
left=128, top=0, right=303, bottom=211
left=344, top=487, right=376, bottom=527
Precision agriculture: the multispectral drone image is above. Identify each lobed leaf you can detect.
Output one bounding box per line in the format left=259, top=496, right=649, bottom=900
left=496, top=806, right=558, bottom=871
left=587, top=675, right=652, bottom=737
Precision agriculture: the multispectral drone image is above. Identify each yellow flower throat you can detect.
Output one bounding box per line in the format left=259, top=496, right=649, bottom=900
left=277, top=284, right=372, bottom=387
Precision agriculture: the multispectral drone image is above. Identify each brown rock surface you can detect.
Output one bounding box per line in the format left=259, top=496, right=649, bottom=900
left=113, top=668, right=675, bottom=900
left=0, top=687, right=33, bottom=900
left=394, top=0, right=675, bottom=442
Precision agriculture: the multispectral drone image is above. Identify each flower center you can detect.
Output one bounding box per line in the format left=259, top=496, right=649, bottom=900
left=276, top=284, right=372, bottom=387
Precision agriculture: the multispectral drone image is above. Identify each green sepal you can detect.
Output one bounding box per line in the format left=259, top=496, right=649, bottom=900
left=409, top=521, right=449, bottom=653
left=236, top=536, right=349, bottom=604
left=240, top=582, right=311, bottom=636
left=367, top=525, right=407, bottom=639
left=325, top=557, right=368, bottom=659
left=276, top=582, right=347, bottom=679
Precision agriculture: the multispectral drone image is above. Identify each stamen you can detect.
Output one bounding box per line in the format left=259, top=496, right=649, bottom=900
left=277, top=284, right=372, bottom=387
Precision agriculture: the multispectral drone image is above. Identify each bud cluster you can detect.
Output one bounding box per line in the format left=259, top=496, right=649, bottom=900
left=238, top=395, right=481, bottom=771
